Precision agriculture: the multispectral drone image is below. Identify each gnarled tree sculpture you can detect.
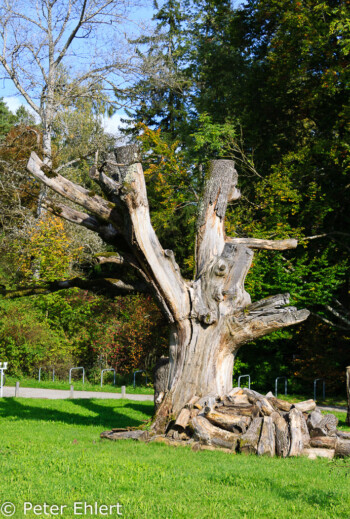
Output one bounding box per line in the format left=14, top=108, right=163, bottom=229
left=26, top=145, right=309, bottom=434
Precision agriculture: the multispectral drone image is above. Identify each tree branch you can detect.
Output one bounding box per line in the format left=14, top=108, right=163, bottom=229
left=27, top=152, right=123, bottom=228
left=95, top=253, right=140, bottom=271
left=0, top=55, right=41, bottom=114
left=1, top=277, right=149, bottom=299
left=113, top=146, right=191, bottom=323
left=43, top=200, right=120, bottom=242
left=226, top=237, right=298, bottom=250
left=227, top=294, right=310, bottom=348
left=55, top=0, right=88, bottom=67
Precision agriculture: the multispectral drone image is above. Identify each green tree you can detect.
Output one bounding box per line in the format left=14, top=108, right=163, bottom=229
left=124, top=0, right=191, bottom=142
left=0, top=98, right=17, bottom=139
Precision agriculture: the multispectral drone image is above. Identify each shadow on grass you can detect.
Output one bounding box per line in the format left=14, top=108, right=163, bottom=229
left=0, top=398, right=154, bottom=429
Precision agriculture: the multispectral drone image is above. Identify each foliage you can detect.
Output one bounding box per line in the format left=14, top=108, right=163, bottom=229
left=7, top=214, right=83, bottom=285
left=0, top=98, right=17, bottom=139
left=34, top=290, right=168, bottom=377
left=86, top=294, right=168, bottom=375
left=0, top=298, right=73, bottom=377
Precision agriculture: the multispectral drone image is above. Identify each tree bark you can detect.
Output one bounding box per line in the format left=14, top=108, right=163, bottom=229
left=27, top=150, right=310, bottom=433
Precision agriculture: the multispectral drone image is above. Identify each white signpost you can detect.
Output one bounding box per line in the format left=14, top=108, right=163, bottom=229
left=0, top=362, right=8, bottom=398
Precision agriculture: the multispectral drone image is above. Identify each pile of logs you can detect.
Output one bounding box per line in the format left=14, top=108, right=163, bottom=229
left=101, top=388, right=350, bottom=459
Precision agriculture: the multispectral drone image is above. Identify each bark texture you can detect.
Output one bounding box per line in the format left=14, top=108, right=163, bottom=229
left=27, top=149, right=310, bottom=436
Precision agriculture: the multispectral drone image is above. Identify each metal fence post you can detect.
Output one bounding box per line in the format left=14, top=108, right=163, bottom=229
left=237, top=374, right=251, bottom=389
left=133, top=370, right=147, bottom=388
left=0, top=362, right=8, bottom=398
left=100, top=369, right=116, bottom=387
left=69, top=367, right=85, bottom=384
left=275, top=376, right=288, bottom=397
left=38, top=367, right=55, bottom=382
left=314, top=378, right=325, bottom=402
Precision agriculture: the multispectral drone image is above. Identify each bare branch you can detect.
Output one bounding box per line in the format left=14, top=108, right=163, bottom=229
left=43, top=200, right=119, bottom=242
left=226, top=237, right=298, bottom=250
left=55, top=0, right=88, bottom=66
left=227, top=294, right=310, bottom=348
left=0, top=55, right=41, bottom=114
left=0, top=276, right=149, bottom=299
left=27, top=151, right=123, bottom=227
left=323, top=304, right=350, bottom=328
left=95, top=253, right=141, bottom=271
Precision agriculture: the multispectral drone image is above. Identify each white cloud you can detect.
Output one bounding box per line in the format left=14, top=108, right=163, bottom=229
left=2, top=95, right=40, bottom=122
left=102, top=111, right=130, bottom=135
left=3, top=96, right=24, bottom=113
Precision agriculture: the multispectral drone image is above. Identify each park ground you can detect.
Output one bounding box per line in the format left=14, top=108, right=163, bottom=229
left=0, top=397, right=350, bottom=519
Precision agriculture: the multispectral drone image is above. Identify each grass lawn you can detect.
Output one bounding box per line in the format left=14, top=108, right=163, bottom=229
left=1, top=398, right=350, bottom=519
left=5, top=375, right=154, bottom=395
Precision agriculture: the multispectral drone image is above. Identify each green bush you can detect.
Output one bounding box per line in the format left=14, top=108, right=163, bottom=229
left=0, top=299, right=73, bottom=377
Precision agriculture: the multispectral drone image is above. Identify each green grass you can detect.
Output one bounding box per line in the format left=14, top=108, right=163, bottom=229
left=5, top=375, right=154, bottom=394
left=275, top=393, right=347, bottom=407
left=1, top=398, right=350, bottom=519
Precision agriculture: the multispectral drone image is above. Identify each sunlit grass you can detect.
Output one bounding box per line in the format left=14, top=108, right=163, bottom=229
left=0, top=398, right=349, bottom=518
left=5, top=375, right=154, bottom=394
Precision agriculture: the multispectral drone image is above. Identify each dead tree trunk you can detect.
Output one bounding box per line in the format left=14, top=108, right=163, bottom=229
left=26, top=147, right=309, bottom=433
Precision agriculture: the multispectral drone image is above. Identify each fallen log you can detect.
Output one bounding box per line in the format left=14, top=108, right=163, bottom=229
left=239, top=417, right=264, bottom=455
left=228, top=388, right=244, bottom=397
left=336, top=430, right=350, bottom=440
left=245, top=392, right=275, bottom=416
left=191, top=415, right=239, bottom=450
left=300, top=413, right=311, bottom=447
left=257, top=416, right=275, bottom=457
left=288, top=408, right=304, bottom=456
left=309, top=436, right=337, bottom=449
left=204, top=407, right=251, bottom=432
left=309, top=414, right=338, bottom=437
left=302, top=448, right=335, bottom=460
left=217, top=402, right=260, bottom=417
left=100, top=429, right=149, bottom=441
left=335, top=438, right=350, bottom=457
left=195, top=394, right=217, bottom=409
left=185, top=396, right=200, bottom=409
left=292, top=399, right=317, bottom=413
left=191, top=442, right=234, bottom=454
left=306, top=409, right=323, bottom=432
left=271, top=412, right=290, bottom=457
left=175, top=408, right=191, bottom=429
left=224, top=393, right=250, bottom=405
left=267, top=396, right=292, bottom=412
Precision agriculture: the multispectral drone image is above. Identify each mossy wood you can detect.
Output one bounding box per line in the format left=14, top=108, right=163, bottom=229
left=27, top=146, right=309, bottom=433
